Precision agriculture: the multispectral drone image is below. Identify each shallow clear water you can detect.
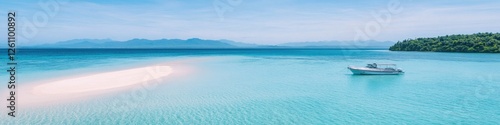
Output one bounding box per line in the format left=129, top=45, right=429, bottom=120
left=1, top=49, right=499, bottom=124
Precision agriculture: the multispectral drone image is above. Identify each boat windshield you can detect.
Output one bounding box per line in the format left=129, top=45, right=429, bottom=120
left=366, top=63, right=377, bottom=68
left=367, top=63, right=397, bottom=68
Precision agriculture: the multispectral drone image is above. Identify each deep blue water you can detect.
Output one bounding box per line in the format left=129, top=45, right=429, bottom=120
left=8, top=49, right=500, bottom=72
left=1, top=49, right=499, bottom=124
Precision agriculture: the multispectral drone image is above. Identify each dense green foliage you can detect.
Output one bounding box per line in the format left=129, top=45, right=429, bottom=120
left=389, top=33, right=500, bottom=53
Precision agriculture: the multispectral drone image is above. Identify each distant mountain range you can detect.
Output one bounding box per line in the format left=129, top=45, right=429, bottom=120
left=24, top=38, right=394, bottom=49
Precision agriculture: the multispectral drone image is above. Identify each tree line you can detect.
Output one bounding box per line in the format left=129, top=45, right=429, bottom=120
left=389, top=32, right=500, bottom=53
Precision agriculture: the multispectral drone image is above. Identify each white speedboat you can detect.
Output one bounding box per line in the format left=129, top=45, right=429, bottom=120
left=348, top=63, right=404, bottom=75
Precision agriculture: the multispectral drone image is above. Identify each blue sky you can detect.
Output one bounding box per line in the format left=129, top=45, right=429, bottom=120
left=2, top=0, right=500, bottom=45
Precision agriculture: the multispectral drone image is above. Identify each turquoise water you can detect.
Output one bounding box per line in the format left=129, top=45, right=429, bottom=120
left=1, top=49, right=500, bottom=124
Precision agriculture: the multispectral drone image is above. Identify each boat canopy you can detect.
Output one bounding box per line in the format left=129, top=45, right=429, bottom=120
left=366, top=63, right=398, bottom=68
left=374, top=63, right=397, bottom=66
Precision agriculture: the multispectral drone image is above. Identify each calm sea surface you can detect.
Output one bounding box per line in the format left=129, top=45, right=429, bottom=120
left=1, top=49, right=499, bottom=124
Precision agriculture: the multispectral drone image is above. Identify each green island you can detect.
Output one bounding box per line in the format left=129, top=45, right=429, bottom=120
left=389, top=32, right=500, bottom=53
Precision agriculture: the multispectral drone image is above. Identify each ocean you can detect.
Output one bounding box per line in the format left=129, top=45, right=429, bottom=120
left=1, top=49, right=499, bottom=124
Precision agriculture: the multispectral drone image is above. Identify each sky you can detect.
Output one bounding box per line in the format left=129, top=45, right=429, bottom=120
left=2, top=0, right=500, bottom=45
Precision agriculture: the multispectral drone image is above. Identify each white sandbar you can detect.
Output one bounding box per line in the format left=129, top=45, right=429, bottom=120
left=33, top=66, right=173, bottom=95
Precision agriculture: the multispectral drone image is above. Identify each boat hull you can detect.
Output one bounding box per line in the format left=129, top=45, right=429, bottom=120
left=348, top=67, right=403, bottom=75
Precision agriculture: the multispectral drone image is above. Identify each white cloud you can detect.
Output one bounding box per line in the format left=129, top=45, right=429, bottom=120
left=8, top=0, right=500, bottom=44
